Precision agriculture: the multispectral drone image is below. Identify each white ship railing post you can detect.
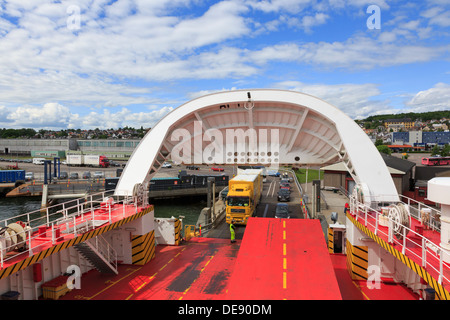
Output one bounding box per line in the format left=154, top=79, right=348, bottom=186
left=73, top=216, right=77, bottom=237
left=28, top=229, right=33, bottom=256
left=422, top=237, right=427, bottom=268
left=46, top=207, right=50, bottom=227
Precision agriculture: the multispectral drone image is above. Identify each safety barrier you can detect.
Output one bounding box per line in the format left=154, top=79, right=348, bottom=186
left=349, top=194, right=450, bottom=292
left=0, top=189, right=145, bottom=269
left=184, top=225, right=199, bottom=241
left=280, top=168, right=310, bottom=219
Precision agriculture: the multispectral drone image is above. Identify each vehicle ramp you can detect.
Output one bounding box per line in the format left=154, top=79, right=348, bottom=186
left=226, top=217, right=342, bottom=300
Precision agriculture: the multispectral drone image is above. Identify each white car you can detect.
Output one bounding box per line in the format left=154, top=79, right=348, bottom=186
left=93, top=171, right=104, bottom=178
left=25, top=172, right=34, bottom=181
left=162, top=162, right=172, bottom=168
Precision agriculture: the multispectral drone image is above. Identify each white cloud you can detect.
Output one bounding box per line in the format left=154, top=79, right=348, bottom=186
left=4, top=103, right=73, bottom=129
left=277, top=12, right=329, bottom=32
left=76, top=106, right=174, bottom=130
left=0, top=102, right=174, bottom=130
left=405, top=83, right=450, bottom=112
left=247, top=36, right=447, bottom=70
left=274, top=81, right=393, bottom=119
left=245, top=0, right=314, bottom=14
left=0, top=0, right=448, bottom=129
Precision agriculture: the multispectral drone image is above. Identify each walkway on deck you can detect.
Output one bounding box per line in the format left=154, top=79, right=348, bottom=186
left=59, top=217, right=418, bottom=300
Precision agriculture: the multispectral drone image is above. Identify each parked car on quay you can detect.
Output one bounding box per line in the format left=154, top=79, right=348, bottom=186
left=109, top=161, right=121, bottom=167
left=69, top=172, right=79, bottom=180
left=93, top=171, right=105, bottom=179
left=82, top=171, right=91, bottom=179
left=25, top=172, right=34, bottom=181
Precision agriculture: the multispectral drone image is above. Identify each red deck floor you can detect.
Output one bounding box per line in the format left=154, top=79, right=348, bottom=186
left=60, top=237, right=240, bottom=300
left=56, top=216, right=420, bottom=300
left=330, top=253, right=419, bottom=300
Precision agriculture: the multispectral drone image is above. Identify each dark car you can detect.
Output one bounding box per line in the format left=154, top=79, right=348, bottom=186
left=279, top=182, right=291, bottom=191
left=277, top=189, right=290, bottom=202
left=59, top=171, right=68, bottom=179
left=220, top=187, right=229, bottom=201
left=82, top=171, right=91, bottom=179
left=275, top=203, right=290, bottom=219
left=109, top=161, right=121, bottom=167
left=69, top=172, right=79, bottom=180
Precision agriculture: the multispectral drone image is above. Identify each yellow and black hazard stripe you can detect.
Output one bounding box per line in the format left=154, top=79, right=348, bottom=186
left=347, top=212, right=450, bottom=300
left=0, top=205, right=154, bottom=281
left=132, top=230, right=156, bottom=265
left=346, top=240, right=368, bottom=280
left=328, top=228, right=334, bottom=254
left=174, top=219, right=182, bottom=246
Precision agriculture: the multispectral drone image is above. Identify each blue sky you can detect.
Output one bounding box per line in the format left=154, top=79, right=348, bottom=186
left=0, top=0, right=449, bottom=129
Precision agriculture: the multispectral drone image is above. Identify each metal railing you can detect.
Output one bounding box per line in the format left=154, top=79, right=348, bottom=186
left=338, top=186, right=349, bottom=198
left=149, top=181, right=228, bottom=192
left=17, top=181, right=105, bottom=195
left=88, top=235, right=118, bottom=272
left=0, top=189, right=144, bottom=269
left=350, top=194, right=450, bottom=287
left=184, top=225, right=197, bottom=241
left=280, top=168, right=310, bottom=219
left=398, top=194, right=441, bottom=232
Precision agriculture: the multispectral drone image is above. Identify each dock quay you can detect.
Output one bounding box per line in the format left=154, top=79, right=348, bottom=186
left=6, top=180, right=105, bottom=198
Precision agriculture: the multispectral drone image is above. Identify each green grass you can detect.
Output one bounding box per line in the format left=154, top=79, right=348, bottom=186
left=294, top=169, right=323, bottom=184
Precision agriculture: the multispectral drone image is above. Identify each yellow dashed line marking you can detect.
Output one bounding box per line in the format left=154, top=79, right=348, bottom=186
left=122, top=248, right=184, bottom=300
left=179, top=253, right=216, bottom=300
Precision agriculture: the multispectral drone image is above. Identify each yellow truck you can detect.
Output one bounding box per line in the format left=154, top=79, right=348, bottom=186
left=226, top=169, right=263, bottom=225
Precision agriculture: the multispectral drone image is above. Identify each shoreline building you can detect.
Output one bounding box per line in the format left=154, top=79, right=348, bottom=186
left=0, top=138, right=140, bottom=160
left=392, top=131, right=450, bottom=147
left=384, top=118, right=415, bottom=132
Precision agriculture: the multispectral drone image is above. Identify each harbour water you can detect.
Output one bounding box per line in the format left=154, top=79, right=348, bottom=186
left=0, top=195, right=206, bottom=227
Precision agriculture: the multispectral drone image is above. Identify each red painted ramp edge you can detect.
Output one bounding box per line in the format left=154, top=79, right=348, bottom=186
left=226, top=217, right=342, bottom=300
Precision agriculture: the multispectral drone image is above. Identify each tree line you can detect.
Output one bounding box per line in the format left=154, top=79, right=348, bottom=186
left=0, top=128, right=36, bottom=139
left=0, top=126, right=149, bottom=139
left=362, top=110, right=450, bottom=123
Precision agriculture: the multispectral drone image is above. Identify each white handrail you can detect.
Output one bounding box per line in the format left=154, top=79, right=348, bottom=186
left=0, top=189, right=136, bottom=269
left=90, top=235, right=118, bottom=272
left=350, top=194, right=450, bottom=286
